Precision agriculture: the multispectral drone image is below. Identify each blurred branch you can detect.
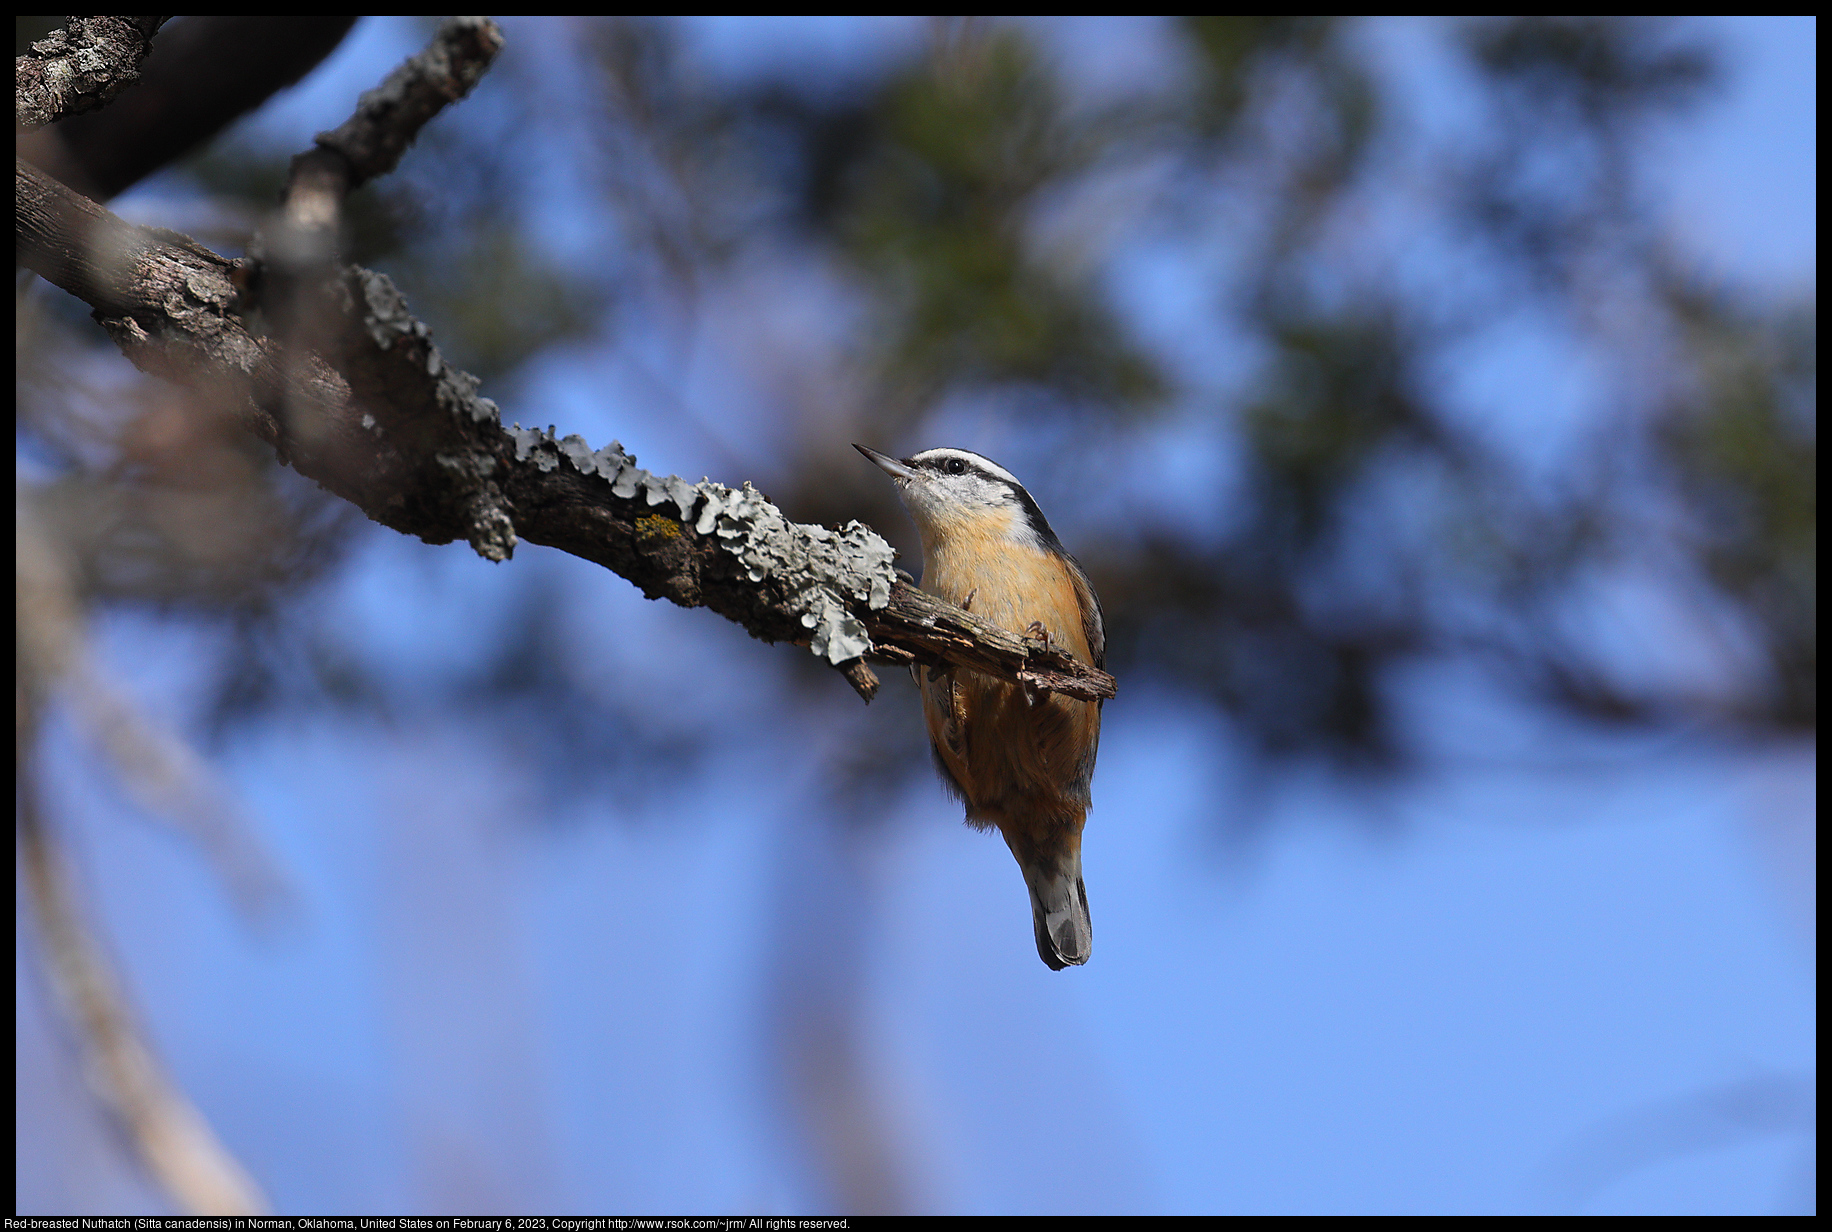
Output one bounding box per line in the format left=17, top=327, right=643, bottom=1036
left=253, top=18, right=505, bottom=501
left=13, top=24, right=1115, bottom=710
left=17, top=492, right=292, bottom=915
left=15, top=16, right=168, bottom=130
left=263, top=15, right=505, bottom=280
left=316, top=15, right=502, bottom=187
left=16, top=757, right=270, bottom=1215
left=17, top=16, right=358, bottom=202
left=1536, top=1072, right=1817, bottom=1213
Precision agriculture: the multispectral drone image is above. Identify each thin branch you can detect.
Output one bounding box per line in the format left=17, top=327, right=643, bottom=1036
left=15, top=17, right=168, bottom=130
left=264, top=17, right=505, bottom=276
left=16, top=761, right=270, bottom=1216
left=255, top=18, right=506, bottom=488
left=867, top=583, right=1116, bottom=701
left=314, top=15, right=506, bottom=187
left=17, top=493, right=293, bottom=916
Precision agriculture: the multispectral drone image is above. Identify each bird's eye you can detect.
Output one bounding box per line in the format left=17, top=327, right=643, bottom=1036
left=944, top=458, right=967, bottom=475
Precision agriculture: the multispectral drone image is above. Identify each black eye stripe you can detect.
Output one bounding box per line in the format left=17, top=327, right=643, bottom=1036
left=917, top=454, right=975, bottom=477
left=910, top=449, right=1068, bottom=556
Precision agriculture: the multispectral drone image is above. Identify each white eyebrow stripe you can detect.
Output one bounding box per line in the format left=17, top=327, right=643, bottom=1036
left=909, top=448, right=1021, bottom=487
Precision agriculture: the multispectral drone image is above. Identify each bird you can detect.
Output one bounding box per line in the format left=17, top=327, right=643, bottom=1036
left=855, top=443, right=1105, bottom=970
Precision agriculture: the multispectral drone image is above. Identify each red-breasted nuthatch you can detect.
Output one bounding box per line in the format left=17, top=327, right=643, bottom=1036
left=855, top=444, right=1105, bottom=970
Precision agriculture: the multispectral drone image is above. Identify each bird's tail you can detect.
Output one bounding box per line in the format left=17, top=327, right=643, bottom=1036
left=1011, top=839, right=1091, bottom=970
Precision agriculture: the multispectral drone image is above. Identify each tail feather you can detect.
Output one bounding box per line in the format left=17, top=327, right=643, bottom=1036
left=1022, top=860, right=1091, bottom=970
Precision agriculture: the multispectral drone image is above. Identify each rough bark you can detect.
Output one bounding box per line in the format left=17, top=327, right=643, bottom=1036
left=15, top=16, right=168, bottom=130
left=15, top=18, right=1117, bottom=708
left=17, top=17, right=358, bottom=202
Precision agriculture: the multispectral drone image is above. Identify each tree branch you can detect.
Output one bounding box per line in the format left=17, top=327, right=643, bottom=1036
left=15, top=16, right=168, bottom=130
left=18, top=494, right=292, bottom=917
left=18, top=17, right=358, bottom=202
left=17, top=759, right=270, bottom=1215
left=264, top=16, right=505, bottom=277
left=316, top=14, right=505, bottom=186
left=14, top=31, right=1117, bottom=709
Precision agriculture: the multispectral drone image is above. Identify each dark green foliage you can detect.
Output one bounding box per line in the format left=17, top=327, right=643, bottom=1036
left=1661, top=299, right=1816, bottom=726
left=789, top=29, right=1164, bottom=407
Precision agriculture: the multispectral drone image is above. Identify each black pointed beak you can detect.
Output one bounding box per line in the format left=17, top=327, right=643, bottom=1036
left=853, top=443, right=917, bottom=482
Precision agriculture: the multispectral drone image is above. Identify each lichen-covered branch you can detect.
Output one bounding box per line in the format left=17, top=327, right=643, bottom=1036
left=264, top=18, right=505, bottom=282
left=314, top=15, right=505, bottom=186
left=15, top=16, right=168, bottom=130
left=14, top=26, right=1117, bottom=709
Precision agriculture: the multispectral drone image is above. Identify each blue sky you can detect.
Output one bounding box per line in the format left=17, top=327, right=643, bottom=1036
left=17, top=16, right=1816, bottom=1217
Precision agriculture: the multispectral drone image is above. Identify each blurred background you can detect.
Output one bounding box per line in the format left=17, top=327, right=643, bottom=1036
left=15, top=15, right=1814, bottom=1216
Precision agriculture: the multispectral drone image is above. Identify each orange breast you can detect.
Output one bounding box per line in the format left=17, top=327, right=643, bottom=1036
left=918, top=528, right=1101, bottom=837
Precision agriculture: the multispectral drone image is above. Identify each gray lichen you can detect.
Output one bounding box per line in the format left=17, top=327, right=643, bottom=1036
left=508, top=427, right=897, bottom=662
left=466, top=495, right=516, bottom=563
left=696, top=480, right=895, bottom=664
left=350, top=269, right=504, bottom=430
